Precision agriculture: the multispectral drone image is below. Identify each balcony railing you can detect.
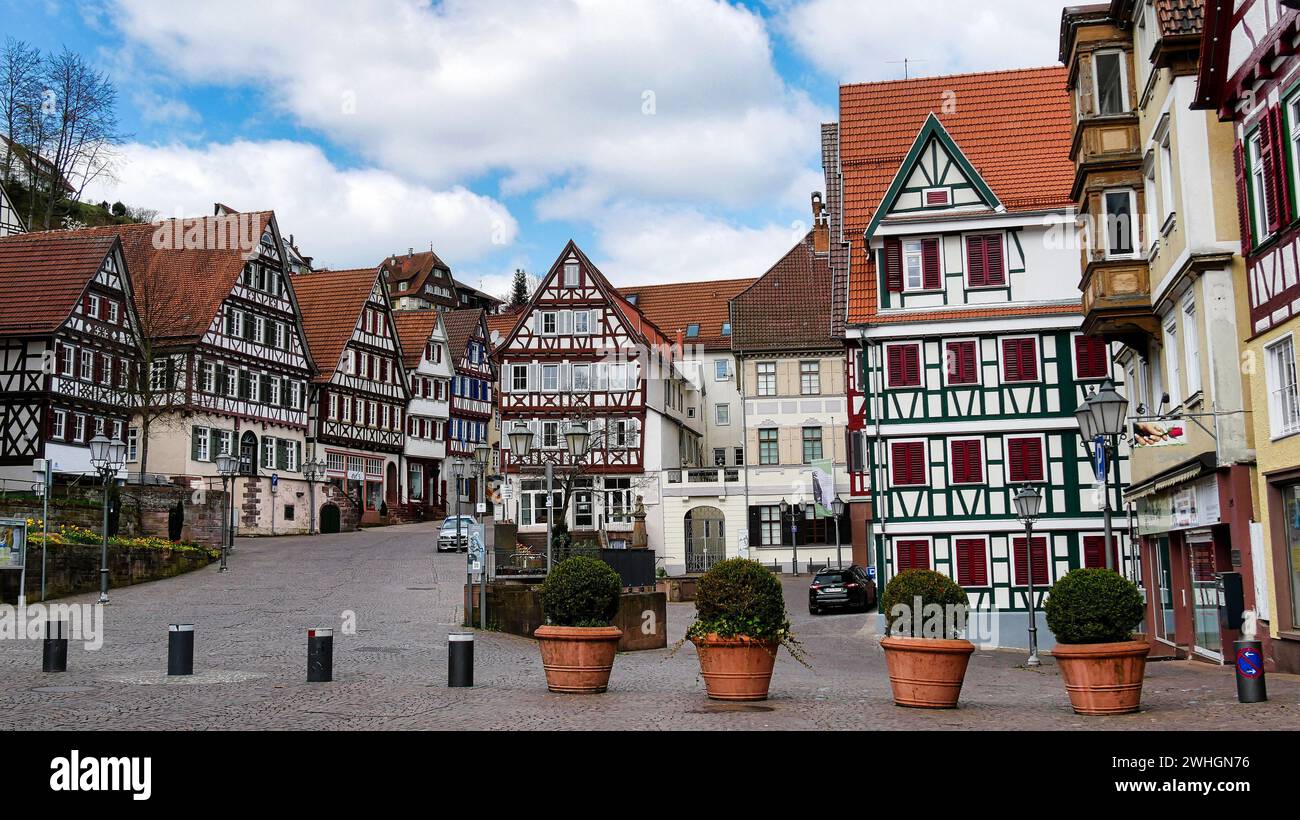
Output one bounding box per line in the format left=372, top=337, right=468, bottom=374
left=666, top=468, right=741, bottom=485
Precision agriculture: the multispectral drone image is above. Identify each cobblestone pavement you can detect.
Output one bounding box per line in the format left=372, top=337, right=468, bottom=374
left=1, top=522, right=1298, bottom=730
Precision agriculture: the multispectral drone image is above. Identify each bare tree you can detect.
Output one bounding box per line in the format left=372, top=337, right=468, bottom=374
left=38, top=48, right=123, bottom=229
left=125, top=254, right=193, bottom=480
left=0, top=38, right=41, bottom=184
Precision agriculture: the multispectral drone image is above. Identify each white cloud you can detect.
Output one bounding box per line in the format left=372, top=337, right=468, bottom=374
left=85, top=140, right=518, bottom=270
left=779, top=0, right=1064, bottom=82
left=109, top=0, right=825, bottom=211
left=588, top=203, right=807, bottom=287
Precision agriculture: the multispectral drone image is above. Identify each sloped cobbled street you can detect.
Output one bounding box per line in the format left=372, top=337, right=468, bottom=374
left=1, top=522, right=1298, bottom=731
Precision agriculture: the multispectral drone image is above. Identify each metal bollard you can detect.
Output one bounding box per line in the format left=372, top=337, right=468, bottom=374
left=1234, top=640, right=1268, bottom=703
left=168, top=624, right=194, bottom=676
left=42, top=620, right=68, bottom=673
left=449, top=632, right=473, bottom=687
left=307, top=628, right=333, bottom=682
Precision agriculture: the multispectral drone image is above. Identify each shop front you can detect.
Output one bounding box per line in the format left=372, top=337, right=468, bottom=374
left=1133, top=465, right=1258, bottom=664
left=324, top=450, right=391, bottom=524
left=1263, top=466, right=1300, bottom=674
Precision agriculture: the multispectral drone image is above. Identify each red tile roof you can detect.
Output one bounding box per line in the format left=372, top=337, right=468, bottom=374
left=442, top=308, right=487, bottom=365
left=731, top=235, right=835, bottom=352
left=15, top=213, right=274, bottom=344
left=1155, top=0, right=1203, bottom=37
left=0, top=232, right=120, bottom=335
left=840, top=66, right=1074, bottom=324
left=620, top=277, right=756, bottom=351
left=380, top=249, right=455, bottom=305
left=391, top=309, right=442, bottom=370
left=292, top=267, right=382, bottom=381
left=486, top=310, right=523, bottom=352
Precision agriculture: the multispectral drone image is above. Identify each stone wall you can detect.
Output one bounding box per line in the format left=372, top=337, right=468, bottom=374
left=0, top=541, right=218, bottom=604
left=0, top=482, right=228, bottom=548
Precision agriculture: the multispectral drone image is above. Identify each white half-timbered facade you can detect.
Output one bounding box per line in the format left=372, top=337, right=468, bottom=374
left=394, top=309, right=452, bottom=517
left=0, top=181, right=24, bottom=237
left=294, top=266, right=409, bottom=524
left=495, top=241, right=700, bottom=551
left=441, top=308, right=495, bottom=507
left=0, top=233, right=139, bottom=480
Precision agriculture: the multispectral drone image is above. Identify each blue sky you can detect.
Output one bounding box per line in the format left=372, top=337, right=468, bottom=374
left=2, top=0, right=1065, bottom=298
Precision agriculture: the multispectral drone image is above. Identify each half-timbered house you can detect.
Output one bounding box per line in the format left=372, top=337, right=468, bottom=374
left=0, top=231, right=139, bottom=481
left=0, top=181, right=24, bottom=237
left=832, top=68, right=1127, bottom=649
left=442, top=308, right=496, bottom=508
left=393, top=309, right=452, bottom=518
left=494, top=241, right=702, bottom=553
left=1196, top=0, right=1300, bottom=674
left=293, top=267, right=409, bottom=524
left=380, top=249, right=458, bottom=311
left=77, top=210, right=319, bottom=535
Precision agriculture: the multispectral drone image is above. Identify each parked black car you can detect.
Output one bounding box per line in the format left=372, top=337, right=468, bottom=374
left=809, top=566, right=877, bottom=615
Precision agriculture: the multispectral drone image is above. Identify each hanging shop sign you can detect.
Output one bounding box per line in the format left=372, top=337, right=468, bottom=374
left=1131, top=419, right=1189, bottom=448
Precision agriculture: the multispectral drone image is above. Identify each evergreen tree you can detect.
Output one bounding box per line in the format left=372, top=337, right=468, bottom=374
left=509, top=268, right=529, bottom=309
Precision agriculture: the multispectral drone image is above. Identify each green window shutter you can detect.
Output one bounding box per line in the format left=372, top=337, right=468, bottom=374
left=295, top=441, right=303, bottom=471
left=191, top=427, right=202, bottom=461
left=209, top=429, right=220, bottom=461
left=276, top=439, right=288, bottom=469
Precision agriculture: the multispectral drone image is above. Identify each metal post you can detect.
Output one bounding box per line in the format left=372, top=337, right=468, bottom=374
left=458, top=467, right=468, bottom=626
left=220, top=476, right=230, bottom=573
left=545, top=461, right=553, bottom=574
left=1111, top=433, right=1123, bottom=573
left=1025, top=519, right=1040, bottom=667
left=791, top=507, right=800, bottom=576
left=307, top=628, right=333, bottom=682
left=167, top=624, right=194, bottom=676
left=834, top=515, right=842, bottom=569
left=42, top=619, right=67, bottom=673
left=479, top=462, right=486, bottom=631
left=449, top=632, right=473, bottom=687
left=1100, top=437, right=1114, bottom=572
left=40, top=459, right=50, bottom=601
left=1234, top=640, right=1267, bottom=703
left=308, top=479, right=316, bottom=535
left=98, top=472, right=110, bottom=604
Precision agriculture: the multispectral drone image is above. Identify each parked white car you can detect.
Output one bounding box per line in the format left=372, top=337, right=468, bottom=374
left=437, top=516, right=479, bottom=552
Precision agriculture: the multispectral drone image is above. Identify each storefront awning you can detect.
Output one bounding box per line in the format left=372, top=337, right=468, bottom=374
left=1124, top=462, right=1206, bottom=503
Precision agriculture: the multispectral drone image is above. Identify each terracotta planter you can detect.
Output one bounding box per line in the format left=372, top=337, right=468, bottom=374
left=534, top=625, right=623, bottom=694
left=1051, top=640, right=1149, bottom=715
left=880, top=635, right=975, bottom=708
left=690, top=634, right=778, bottom=701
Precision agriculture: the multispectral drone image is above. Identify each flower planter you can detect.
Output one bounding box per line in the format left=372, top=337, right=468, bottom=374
left=690, top=633, right=778, bottom=701
left=1051, top=640, right=1149, bottom=715
left=880, top=635, right=974, bottom=708
left=534, top=625, right=623, bottom=694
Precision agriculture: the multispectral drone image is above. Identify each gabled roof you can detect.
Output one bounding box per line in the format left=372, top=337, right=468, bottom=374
left=381, top=249, right=455, bottom=305
left=730, top=234, right=834, bottom=353
left=16, top=212, right=276, bottom=344
left=392, top=309, right=444, bottom=369
left=443, top=307, right=487, bottom=362
left=0, top=232, right=122, bottom=336
left=840, top=66, right=1073, bottom=239
left=486, top=310, right=522, bottom=352
left=620, top=277, right=756, bottom=351
left=292, top=267, right=384, bottom=381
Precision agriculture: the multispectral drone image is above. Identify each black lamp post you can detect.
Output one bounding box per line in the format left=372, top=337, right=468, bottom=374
left=216, top=452, right=239, bottom=572
left=302, top=456, right=326, bottom=535
left=832, top=496, right=846, bottom=569
left=779, top=498, right=804, bottom=575
left=88, top=435, right=126, bottom=604
left=1013, top=484, right=1044, bottom=667
left=1076, top=378, right=1128, bottom=572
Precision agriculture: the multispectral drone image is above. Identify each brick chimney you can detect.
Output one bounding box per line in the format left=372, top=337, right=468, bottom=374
left=811, top=191, right=829, bottom=255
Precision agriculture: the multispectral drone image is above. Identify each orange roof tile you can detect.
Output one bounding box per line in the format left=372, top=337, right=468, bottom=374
left=443, top=308, right=488, bottom=366
left=841, top=66, right=1074, bottom=324
left=486, top=310, right=522, bottom=352
left=620, top=277, right=755, bottom=351
left=292, top=267, right=382, bottom=381
left=0, top=232, right=120, bottom=335
left=391, top=309, right=442, bottom=369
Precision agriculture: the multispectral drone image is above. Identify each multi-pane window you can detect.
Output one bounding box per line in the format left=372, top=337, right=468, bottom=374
left=756, top=362, right=776, bottom=396
left=734, top=446, right=745, bottom=466
left=802, top=427, right=823, bottom=464
left=800, top=361, right=820, bottom=395
left=541, top=312, right=557, bottom=335
left=542, top=365, right=559, bottom=392
left=713, top=448, right=726, bottom=467
left=760, top=505, right=781, bottom=546
left=541, top=421, right=560, bottom=449
left=127, top=427, right=139, bottom=461
left=1250, top=129, right=1270, bottom=241
left=715, top=403, right=730, bottom=426
left=758, top=428, right=779, bottom=465
left=572, top=364, right=590, bottom=391
left=1267, top=335, right=1300, bottom=438
left=52, top=410, right=66, bottom=440
left=80, top=350, right=94, bottom=380
left=714, top=359, right=729, bottom=381
left=573, top=311, right=589, bottom=334
left=890, top=440, right=926, bottom=486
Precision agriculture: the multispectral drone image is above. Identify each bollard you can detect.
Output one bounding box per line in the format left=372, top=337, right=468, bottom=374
left=42, top=620, right=68, bottom=673
left=448, top=632, right=473, bottom=687
left=1234, top=640, right=1268, bottom=703
left=307, top=628, right=334, bottom=682
left=167, top=624, right=195, bottom=676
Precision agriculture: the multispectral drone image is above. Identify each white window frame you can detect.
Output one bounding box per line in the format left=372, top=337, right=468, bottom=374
left=889, top=437, right=930, bottom=488
left=755, top=362, right=777, bottom=396
left=1163, top=316, right=1182, bottom=408
left=564, top=262, right=580, bottom=286
left=1266, top=334, right=1300, bottom=440
left=947, top=436, right=985, bottom=486
left=715, top=403, right=730, bottom=426
left=80, top=350, right=94, bottom=381
left=1182, top=296, right=1201, bottom=398
left=127, top=426, right=139, bottom=461
left=1092, top=49, right=1129, bottom=117
left=1001, top=433, right=1048, bottom=484
left=800, top=360, right=821, bottom=395
left=1101, top=188, right=1140, bottom=259
left=540, top=312, right=558, bottom=335
left=942, top=337, right=981, bottom=387
left=903, top=239, right=926, bottom=291
left=1249, top=129, right=1271, bottom=243
left=541, top=420, right=561, bottom=449
left=998, top=335, right=1041, bottom=385
left=1158, top=128, right=1176, bottom=229
left=714, top=359, right=729, bottom=381
left=52, top=410, right=66, bottom=440
left=572, top=363, right=591, bottom=392
left=542, top=364, right=559, bottom=393
left=573, top=310, right=589, bottom=335
left=195, top=426, right=211, bottom=462
left=511, top=364, right=528, bottom=392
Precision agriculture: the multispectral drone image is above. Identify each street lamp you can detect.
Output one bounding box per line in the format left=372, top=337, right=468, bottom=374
left=1078, top=378, right=1129, bottom=572
left=564, top=421, right=592, bottom=460
left=506, top=423, right=533, bottom=527
left=1013, top=485, right=1044, bottom=667
left=832, top=496, right=846, bottom=569
left=215, top=452, right=239, bottom=573
left=302, top=456, right=326, bottom=535
left=473, top=442, right=491, bottom=630
left=88, top=435, right=126, bottom=603
left=779, top=498, right=804, bottom=575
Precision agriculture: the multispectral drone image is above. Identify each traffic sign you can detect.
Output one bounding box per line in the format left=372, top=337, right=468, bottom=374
left=1093, top=435, right=1106, bottom=483
left=1236, top=646, right=1263, bottom=679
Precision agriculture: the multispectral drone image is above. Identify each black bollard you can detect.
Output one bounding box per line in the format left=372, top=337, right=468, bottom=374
left=1234, top=640, right=1268, bottom=703
left=307, top=628, right=333, bottom=682
left=167, top=624, right=194, bottom=676
left=42, top=620, right=68, bottom=673
left=449, top=632, right=473, bottom=687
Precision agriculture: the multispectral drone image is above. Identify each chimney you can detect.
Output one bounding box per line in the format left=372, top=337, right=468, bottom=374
left=408, top=247, right=414, bottom=258
left=811, top=191, right=829, bottom=255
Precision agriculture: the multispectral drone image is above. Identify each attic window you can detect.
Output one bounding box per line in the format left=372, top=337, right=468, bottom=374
left=721, top=322, right=732, bottom=336
left=686, top=324, right=700, bottom=338
left=626, top=294, right=638, bottom=306
left=924, top=188, right=951, bottom=207
left=564, top=262, right=579, bottom=286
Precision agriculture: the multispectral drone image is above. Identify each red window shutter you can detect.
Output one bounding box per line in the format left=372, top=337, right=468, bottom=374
left=1083, top=535, right=1119, bottom=569
left=897, top=539, right=930, bottom=571
left=1007, top=437, right=1044, bottom=482
left=904, top=344, right=920, bottom=386
left=946, top=341, right=977, bottom=384
left=1261, top=110, right=1284, bottom=235
left=891, top=442, right=910, bottom=485
left=1003, top=338, right=1037, bottom=382
left=984, top=234, right=1005, bottom=285
left=1270, top=107, right=1293, bottom=227
left=951, top=440, right=982, bottom=483
left=1074, top=336, right=1108, bottom=379
left=1013, top=537, right=1049, bottom=586
left=1235, top=141, right=1253, bottom=254
left=892, top=441, right=925, bottom=485
left=922, top=238, right=941, bottom=290
left=888, top=346, right=903, bottom=386
left=884, top=238, right=904, bottom=293
left=955, top=538, right=988, bottom=586
left=966, top=235, right=987, bottom=287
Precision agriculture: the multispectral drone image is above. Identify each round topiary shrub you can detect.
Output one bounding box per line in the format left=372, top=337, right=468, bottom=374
left=881, top=569, right=968, bottom=638
left=1044, top=568, right=1145, bottom=644
left=539, top=555, right=622, bottom=628
left=686, top=558, right=791, bottom=642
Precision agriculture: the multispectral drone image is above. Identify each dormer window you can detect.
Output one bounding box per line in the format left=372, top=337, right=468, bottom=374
left=923, top=188, right=951, bottom=207
left=721, top=322, right=731, bottom=336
